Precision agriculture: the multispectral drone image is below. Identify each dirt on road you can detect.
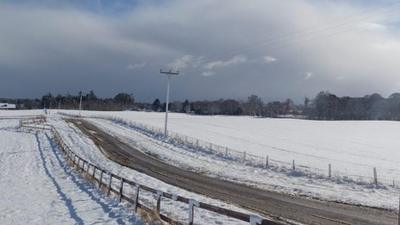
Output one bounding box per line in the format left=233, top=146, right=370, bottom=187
left=69, top=118, right=398, bottom=225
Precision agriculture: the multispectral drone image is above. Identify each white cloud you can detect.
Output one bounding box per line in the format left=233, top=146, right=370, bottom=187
left=204, top=55, right=247, bottom=70
left=127, top=62, right=146, bottom=70
left=264, top=56, right=277, bottom=63
left=304, top=72, right=313, bottom=80
left=167, top=55, right=204, bottom=70
left=336, top=75, right=346, bottom=81
left=358, top=22, right=387, bottom=31
left=202, top=71, right=216, bottom=77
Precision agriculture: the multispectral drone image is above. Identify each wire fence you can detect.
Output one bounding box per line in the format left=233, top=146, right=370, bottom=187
left=100, top=115, right=400, bottom=188
left=20, top=116, right=283, bottom=225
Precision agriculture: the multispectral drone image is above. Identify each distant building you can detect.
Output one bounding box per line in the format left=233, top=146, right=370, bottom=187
left=0, top=103, right=16, bottom=109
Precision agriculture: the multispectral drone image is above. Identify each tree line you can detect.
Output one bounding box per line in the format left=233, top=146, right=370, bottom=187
left=307, top=91, right=400, bottom=120
left=2, top=90, right=400, bottom=121
left=0, top=91, right=135, bottom=111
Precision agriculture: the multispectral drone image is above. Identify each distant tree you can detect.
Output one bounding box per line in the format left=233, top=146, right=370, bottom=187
left=182, top=99, right=191, bottom=113
left=41, top=93, right=54, bottom=109
left=87, top=90, right=98, bottom=101
left=114, top=93, right=134, bottom=105
left=304, top=97, right=310, bottom=109
left=220, top=99, right=241, bottom=115
left=244, top=95, right=264, bottom=116
left=152, top=99, right=161, bottom=111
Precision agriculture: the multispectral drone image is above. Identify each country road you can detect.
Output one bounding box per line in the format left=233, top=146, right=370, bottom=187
left=69, top=118, right=398, bottom=225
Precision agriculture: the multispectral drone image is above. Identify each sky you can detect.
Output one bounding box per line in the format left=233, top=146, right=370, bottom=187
left=1, top=0, right=400, bottom=102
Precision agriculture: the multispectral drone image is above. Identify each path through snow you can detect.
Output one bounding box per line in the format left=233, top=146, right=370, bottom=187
left=0, top=120, right=143, bottom=225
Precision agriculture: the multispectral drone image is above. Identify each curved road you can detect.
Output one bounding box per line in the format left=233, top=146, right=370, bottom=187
left=70, top=119, right=397, bottom=225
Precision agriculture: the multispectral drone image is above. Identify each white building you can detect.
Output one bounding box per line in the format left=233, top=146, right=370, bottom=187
left=0, top=103, right=16, bottom=109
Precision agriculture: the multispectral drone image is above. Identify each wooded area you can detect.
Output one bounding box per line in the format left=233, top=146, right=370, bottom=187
left=3, top=91, right=400, bottom=120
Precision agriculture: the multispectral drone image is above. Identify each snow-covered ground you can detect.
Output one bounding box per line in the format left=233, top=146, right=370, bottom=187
left=48, top=116, right=258, bottom=225
left=2, top=109, right=399, bottom=220
left=0, top=118, right=143, bottom=225
left=61, top=110, right=400, bottom=185
left=0, top=109, right=44, bottom=118
left=86, top=117, right=400, bottom=210
left=49, top=109, right=400, bottom=210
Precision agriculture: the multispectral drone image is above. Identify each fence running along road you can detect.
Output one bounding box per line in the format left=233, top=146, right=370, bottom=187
left=20, top=116, right=282, bottom=225
left=59, top=112, right=399, bottom=187
left=69, top=118, right=398, bottom=225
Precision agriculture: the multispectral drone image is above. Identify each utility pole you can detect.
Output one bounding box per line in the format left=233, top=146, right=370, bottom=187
left=160, top=69, right=179, bottom=137
left=79, top=92, right=83, bottom=117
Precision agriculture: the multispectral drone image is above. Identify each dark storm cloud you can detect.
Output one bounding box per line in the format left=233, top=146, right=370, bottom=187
left=1, top=0, right=400, bottom=102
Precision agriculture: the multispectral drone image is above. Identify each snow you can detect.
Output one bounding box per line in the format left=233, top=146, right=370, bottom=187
left=0, top=109, right=44, bottom=118
left=86, top=117, right=400, bottom=210
left=63, top=110, right=400, bottom=184
left=0, top=119, right=143, bottom=225
left=2, top=109, right=399, bottom=224
left=48, top=116, right=257, bottom=225
left=55, top=110, right=400, bottom=210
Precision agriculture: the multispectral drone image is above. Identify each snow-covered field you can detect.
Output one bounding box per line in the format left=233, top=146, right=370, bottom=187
left=0, top=109, right=44, bottom=118
left=0, top=118, right=143, bottom=225
left=61, top=110, right=400, bottom=184
left=2, top=109, right=399, bottom=217
left=47, top=109, right=400, bottom=210
left=85, top=117, right=399, bottom=210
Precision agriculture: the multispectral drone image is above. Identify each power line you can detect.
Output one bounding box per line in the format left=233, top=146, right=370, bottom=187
left=200, top=1, right=400, bottom=65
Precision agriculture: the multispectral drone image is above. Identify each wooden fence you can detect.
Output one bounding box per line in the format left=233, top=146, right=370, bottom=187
left=21, top=117, right=283, bottom=225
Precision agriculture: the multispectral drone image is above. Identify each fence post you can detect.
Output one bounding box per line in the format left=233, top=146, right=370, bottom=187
left=107, top=173, right=113, bottom=196
left=119, top=178, right=124, bottom=202
left=328, top=164, right=332, bottom=178
left=86, top=163, right=91, bottom=173
left=81, top=161, right=85, bottom=173
left=398, top=194, right=400, bottom=225
left=156, top=191, right=163, bottom=215
left=99, top=170, right=104, bottom=188
left=265, top=155, right=269, bottom=168
left=292, top=160, right=295, bottom=171
left=134, top=185, right=140, bottom=213
left=92, top=166, right=96, bottom=178
left=373, top=167, right=378, bottom=185
left=243, top=152, right=246, bottom=162
left=250, top=215, right=262, bottom=225
left=77, top=158, right=81, bottom=169
left=225, top=147, right=228, bottom=158
left=68, top=151, right=73, bottom=162
left=196, top=139, right=199, bottom=147
left=188, top=199, right=199, bottom=225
